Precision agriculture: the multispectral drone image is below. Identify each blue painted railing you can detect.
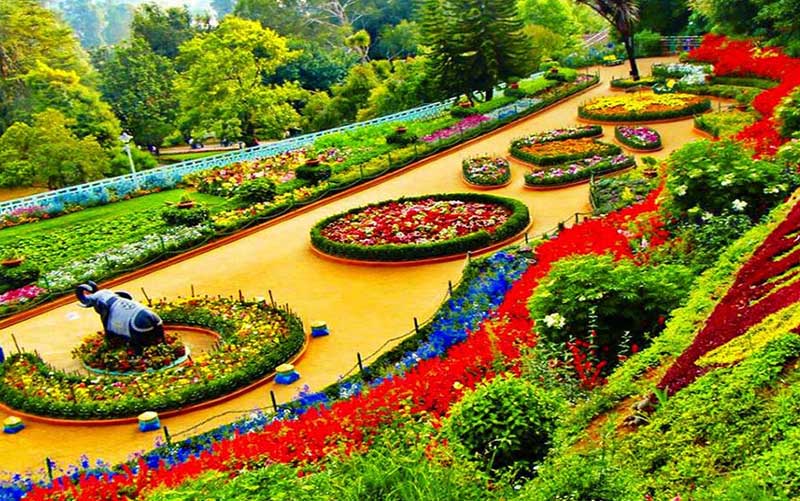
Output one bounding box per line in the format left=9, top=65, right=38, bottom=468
left=0, top=100, right=453, bottom=216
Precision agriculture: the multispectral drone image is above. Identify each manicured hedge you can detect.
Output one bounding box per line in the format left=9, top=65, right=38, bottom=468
left=578, top=98, right=711, bottom=122
left=524, top=155, right=636, bottom=187
left=310, top=193, right=530, bottom=262
left=609, top=77, right=658, bottom=89
left=511, top=139, right=622, bottom=166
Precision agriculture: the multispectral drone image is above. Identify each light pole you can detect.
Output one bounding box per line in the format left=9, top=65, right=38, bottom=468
left=119, top=132, right=136, bottom=177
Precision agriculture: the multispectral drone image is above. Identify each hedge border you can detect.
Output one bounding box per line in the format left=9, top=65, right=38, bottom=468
left=309, top=193, right=530, bottom=262
left=523, top=156, right=637, bottom=188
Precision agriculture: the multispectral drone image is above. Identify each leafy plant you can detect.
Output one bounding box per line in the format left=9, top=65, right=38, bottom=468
left=295, top=163, right=332, bottom=183
left=0, top=261, right=40, bottom=294
left=444, top=376, right=564, bottom=472
left=235, top=177, right=277, bottom=204
left=160, top=205, right=210, bottom=226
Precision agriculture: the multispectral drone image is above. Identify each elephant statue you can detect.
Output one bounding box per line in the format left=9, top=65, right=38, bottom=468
left=76, top=281, right=165, bottom=354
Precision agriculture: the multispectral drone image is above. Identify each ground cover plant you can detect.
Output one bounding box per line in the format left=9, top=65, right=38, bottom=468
left=309, top=193, right=530, bottom=261
left=693, top=109, right=758, bottom=138
left=578, top=92, right=711, bottom=122
left=0, top=297, right=304, bottom=419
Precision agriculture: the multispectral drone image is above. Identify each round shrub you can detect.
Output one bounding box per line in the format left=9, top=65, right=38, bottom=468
left=528, top=254, right=694, bottom=373
left=236, top=177, right=277, bottom=203
left=663, top=139, right=800, bottom=223
left=444, top=376, right=563, bottom=471
left=295, top=163, right=332, bottom=183
left=385, top=130, right=419, bottom=146
left=160, top=205, right=210, bottom=227
left=0, top=261, right=40, bottom=294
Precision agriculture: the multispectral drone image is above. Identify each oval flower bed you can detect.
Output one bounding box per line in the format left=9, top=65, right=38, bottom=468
left=578, top=92, right=711, bottom=122
left=0, top=297, right=305, bottom=420
left=510, top=137, right=622, bottom=166
left=614, top=125, right=663, bottom=151
left=73, top=330, right=188, bottom=374
left=310, top=193, right=530, bottom=262
left=524, top=154, right=636, bottom=188
left=462, top=156, right=511, bottom=188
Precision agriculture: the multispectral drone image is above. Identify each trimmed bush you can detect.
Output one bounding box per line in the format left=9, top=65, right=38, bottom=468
left=0, top=261, right=40, bottom=294
left=309, top=193, right=530, bottom=262
left=161, top=205, right=210, bottom=227
left=444, top=376, right=564, bottom=471
left=385, top=130, right=418, bottom=146
left=295, top=163, right=332, bottom=183
left=450, top=105, right=480, bottom=118
left=236, top=177, right=277, bottom=203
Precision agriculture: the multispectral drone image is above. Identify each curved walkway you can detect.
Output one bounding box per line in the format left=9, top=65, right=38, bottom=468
left=0, top=57, right=698, bottom=475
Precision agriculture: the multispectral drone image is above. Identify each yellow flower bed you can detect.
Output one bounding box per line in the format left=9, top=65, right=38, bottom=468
left=579, top=92, right=711, bottom=122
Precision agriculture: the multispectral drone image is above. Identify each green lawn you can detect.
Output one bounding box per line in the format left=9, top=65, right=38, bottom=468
left=0, top=189, right=228, bottom=244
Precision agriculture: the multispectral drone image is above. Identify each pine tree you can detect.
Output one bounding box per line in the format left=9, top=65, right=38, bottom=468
left=419, top=0, right=533, bottom=101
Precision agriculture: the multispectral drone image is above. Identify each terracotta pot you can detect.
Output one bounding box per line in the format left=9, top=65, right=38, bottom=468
left=177, top=201, right=195, bottom=209
left=509, top=82, right=519, bottom=89
left=305, top=158, right=321, bottom=166
left=642, top=169, right=658, bottom=179
left=459, top=101, right=473, bottom=108
left=395, top=127, right=407, bottom=134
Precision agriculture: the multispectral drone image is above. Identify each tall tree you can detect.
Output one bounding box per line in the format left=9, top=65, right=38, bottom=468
left=0, top=0, right=90, bottom=133
left=575, top=0, right=641, bottom=80
left=269, top=39, right=356, bottom=91
left=61, top=0, right=104, bottom=48
left=95, top=38, right=177, bottom=148
left=421, top=0, right=533, bottom=101
left=131, top=3, right=196, bottom=59
left=175, top=16, right=305, bottom=145
left=0, top=109, right=108, bottom=189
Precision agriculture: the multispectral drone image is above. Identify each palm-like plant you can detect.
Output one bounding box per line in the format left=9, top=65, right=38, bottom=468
left=576, top=0, right=641, bottom=80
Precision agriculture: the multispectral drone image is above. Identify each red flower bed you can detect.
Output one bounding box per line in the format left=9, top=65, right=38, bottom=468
left=688, top=34, right=800, bottom=156
left=24, top=190, right=664, bottom=501
left=320, top=198, right=511, bottom=246
left=659, top=197, right=800, bottom=394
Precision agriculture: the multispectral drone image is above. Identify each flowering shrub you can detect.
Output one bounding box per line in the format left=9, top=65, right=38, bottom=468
left=461, top=156, right=511, bottom=186
left=0, top=205, right=51, bottom=229
left=662, top=139, right=799, bottom=224
left=590, top=172, right=660, bottom=215
left=0, top=297, right=305, bottom=419
left=578, top=92, right=711, bottom=122
left=0, top=284, right=45, bottom=306
left=614, top=126, right=662, bottom=151
left=651, top=63, right=711, bottom=85
left=528, top=254, right=693, bottom=382
left=524, top=154, right=635, bottom=187
left=310, top=193, right=530, bottom=261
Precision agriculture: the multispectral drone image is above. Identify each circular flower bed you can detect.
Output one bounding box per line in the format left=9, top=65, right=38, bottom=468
left=0, top=297, right=305, bottom=419
left=578, top=92, right=711, bottom=122
left=72, top=331, right=187, bottom=374
left=511, top=137, right=621, bottom=166
left=524, top=154, right=636, bottom=188
left=614, top=125, right=663, bottom=151
left=310, top=193, right=530, bottom=262
left=462, top=156, right=511, bottom=187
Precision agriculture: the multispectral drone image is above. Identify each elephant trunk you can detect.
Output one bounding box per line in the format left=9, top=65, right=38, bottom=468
left=75, top=284, right=94, bottom=306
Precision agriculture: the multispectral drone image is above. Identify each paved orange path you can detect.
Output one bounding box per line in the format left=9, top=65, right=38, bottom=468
left=0, top=57, right=706, bottom=476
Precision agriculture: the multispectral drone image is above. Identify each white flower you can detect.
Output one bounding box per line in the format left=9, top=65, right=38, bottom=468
left=701, top=211, right=714, bottom=222
left=542, top=312, right=566, bottom=329
left=674, top=184, right=688, bottom=197
left=720, top=174, right=734, bottom=187
left=732, top=199, right=748, bottom=212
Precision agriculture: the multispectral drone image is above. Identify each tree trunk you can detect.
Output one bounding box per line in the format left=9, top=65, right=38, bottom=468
left=243, top=120, right=258, bottom=147
left=623, top=34, right=640, bottom=81
left=485, top=86, right=494, bottom=101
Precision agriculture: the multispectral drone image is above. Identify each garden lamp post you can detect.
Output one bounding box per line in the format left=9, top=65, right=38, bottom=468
left=119, top=132, right=136, bottom=177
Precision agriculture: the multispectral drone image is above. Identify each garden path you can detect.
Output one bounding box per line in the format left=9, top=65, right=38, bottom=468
left=0, top=57, right=700, bottom=475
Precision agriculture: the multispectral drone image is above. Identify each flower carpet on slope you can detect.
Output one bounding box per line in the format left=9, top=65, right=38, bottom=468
left=14, top=189, right=664, bottom=501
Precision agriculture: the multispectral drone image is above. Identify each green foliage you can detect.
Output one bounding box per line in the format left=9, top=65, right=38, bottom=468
left=175, top=16, right=304, bottom=145
left=235, top=177, right=277, bottom=204
left=375, top=20, right=421, bottom=59
left=95, top=38, right=178, bottom=148
left=777, top=86, right=800, bottom=138
left=671, top=213, right=755, bottom=271
left=444, top=376, right=564, bottom=471
left=591, top=172, right=660, bottom=215
left=634, top=28, right=663, bottom=57
left=295, top=163, right=332, bottom=183
left=160, top=205, right=210, bottom=227
left=662, top=139, right=799, bottom=223
left=693, top=109, right=757, bottom=138
left=107, top=145, right=158, bottom=177
left=270, top=39, right=356, bottom=91
left=0, top=261, right=40, bottom=294
left=385, top=130, right=418, bottom=146
left=528, top=254, right=694, bottom=371
left=0, top=109, right=109, bottom=189
left=131, top=3, right=197, bottom=59
left=637, top=0, right=691, bottom=35
left=421, top=0, right=534, bottom=100
left=310, top=193, right=530, bottom=262
left=357, top=58, right=442, bottom=121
